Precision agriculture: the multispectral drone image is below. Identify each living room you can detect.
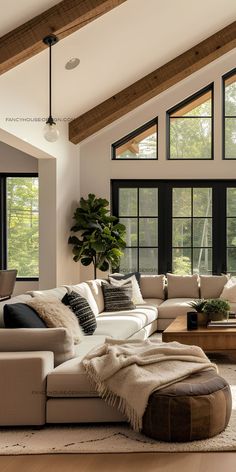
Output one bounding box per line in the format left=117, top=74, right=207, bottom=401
left=0, top=0, right=236, bottom=470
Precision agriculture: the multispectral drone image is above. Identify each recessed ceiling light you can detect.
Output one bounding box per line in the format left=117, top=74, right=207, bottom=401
left=65, top=57, right=80, bottom=70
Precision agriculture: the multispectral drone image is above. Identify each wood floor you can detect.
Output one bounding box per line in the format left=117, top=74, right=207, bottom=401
left=0, top=453, right=236, bottom=472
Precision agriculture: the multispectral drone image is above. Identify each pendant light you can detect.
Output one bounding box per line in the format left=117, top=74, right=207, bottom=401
left=43, top=34, right=59, bottom=142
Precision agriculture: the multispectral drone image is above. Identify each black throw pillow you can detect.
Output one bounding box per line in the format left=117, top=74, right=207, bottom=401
left=110, top=272, right=141, bottom=286
left=102, top=282, right=135, bottom=312
left=4, top=303, right=47, bottom=328
left=62, top=291, right=97, bottom=335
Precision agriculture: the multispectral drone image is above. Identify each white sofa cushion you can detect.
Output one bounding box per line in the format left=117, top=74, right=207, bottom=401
left=143, top=298, right=165, bottom=308
left=0, top=327, right=75, bottom=366
left=200, top=274, right=229, bottom=299
left=158, top=298, right=194, bottom=319
left=140, top=275, right=165, bottom=299
left=47, top=336, right=106, bottom=398
left=86, top=279, right=107, bottom=314
left=220, top=277, right=236, bottom=302
left=167, top=274, right=199, bottom=298
left=95, top=304, right=157, bottom=338
left=27, top=287, right=67, bottom=300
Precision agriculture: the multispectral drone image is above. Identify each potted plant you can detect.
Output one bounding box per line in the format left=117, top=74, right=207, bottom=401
left=202, top=298, right=230, bottom=322
left=188, top=299, right=207, bottom=326
left=68, top=193, right=126, bottom=279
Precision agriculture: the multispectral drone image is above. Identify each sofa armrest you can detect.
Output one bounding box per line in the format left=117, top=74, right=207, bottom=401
left=0, top=328, right=75, bottom=366
left=0, top=351, right=54, bottom=425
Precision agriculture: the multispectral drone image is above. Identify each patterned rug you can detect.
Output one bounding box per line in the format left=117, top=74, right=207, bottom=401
left=1, top=359, right=236, bottom=454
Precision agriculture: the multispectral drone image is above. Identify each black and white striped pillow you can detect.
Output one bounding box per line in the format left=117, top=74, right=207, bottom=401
left=102, top=282, right=135, bottom=312
left=62, top=291, right=97, bottom=335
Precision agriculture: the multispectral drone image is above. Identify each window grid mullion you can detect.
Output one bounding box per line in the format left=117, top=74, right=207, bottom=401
left=191, top=188, right=193, bottom=274
left=137, top=188, right=140, bottom=272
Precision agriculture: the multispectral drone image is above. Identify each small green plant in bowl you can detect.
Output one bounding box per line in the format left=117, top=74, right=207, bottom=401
left=188, top=299, right=207, bottom=326
left=202, top=298, right=230, bottom=322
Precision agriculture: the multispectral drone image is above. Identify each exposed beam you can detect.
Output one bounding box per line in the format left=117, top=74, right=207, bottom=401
left=0, top=0, right=126, bottom=75
left=69, top=21, right=236, bottom=144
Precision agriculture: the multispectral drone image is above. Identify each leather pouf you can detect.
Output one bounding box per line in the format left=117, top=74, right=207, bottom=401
left=142, top=370, right=232, bottom=442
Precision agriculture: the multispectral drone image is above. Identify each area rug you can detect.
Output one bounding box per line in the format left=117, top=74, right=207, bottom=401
left=1, top=361, right=236, bottom=455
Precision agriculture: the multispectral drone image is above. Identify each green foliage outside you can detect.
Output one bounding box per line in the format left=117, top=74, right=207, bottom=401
left=172, top=255, right=191, bottom=275
left=225, top=79, right=236, bottom=159
left=68, top=194, right=126, bottom=278
left=170, top=95, right=212, bottom=159
left=7, top=177, right=39, bottom=277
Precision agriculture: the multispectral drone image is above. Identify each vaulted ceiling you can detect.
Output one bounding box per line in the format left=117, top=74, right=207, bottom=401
left=0, top=0, right=236, bottom=147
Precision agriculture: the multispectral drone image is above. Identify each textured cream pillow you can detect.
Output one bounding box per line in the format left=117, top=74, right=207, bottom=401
left=220, top=277, right=236, bottom=302
left=26, top=297, right=83, bottom=344
left=109, top=275, right=144, bottom=304
left=167, top=273, right=199, bottom=298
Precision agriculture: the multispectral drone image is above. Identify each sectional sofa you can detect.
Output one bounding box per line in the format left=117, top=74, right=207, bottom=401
left=0, top=273, right=232, bottom=426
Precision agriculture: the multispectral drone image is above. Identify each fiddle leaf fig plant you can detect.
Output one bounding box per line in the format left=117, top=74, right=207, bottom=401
left=68, top=193, right=126, bottom=279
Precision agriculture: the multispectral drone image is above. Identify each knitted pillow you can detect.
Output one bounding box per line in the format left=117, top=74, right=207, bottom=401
left=109, top=275, right=144, bottom=304
left=102, top=282, right=135, bottom=312
left=26, top=297, right=83, bottom=344
left=62, top=291, right=97, bottom=335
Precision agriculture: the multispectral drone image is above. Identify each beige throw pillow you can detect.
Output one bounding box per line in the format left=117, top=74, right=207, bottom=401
left=200, top=274, right=229, bottom=299
left=140, top=275, right=165, bottom=299
left=26, top=297, right=83, bottom=345
left=167, top=273, right=199, bottom=298
left=220, top=277, right=236, bottom=302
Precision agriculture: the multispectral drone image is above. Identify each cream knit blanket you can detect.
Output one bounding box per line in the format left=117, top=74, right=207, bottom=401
left=82, top=338, right=217, bottom=432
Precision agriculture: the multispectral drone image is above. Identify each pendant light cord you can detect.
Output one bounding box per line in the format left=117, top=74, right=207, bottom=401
left=49, top=40, right=52, bottom=120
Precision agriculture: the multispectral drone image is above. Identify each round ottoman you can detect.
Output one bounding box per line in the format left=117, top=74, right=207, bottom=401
left=142, top=370, right=232, bottom=442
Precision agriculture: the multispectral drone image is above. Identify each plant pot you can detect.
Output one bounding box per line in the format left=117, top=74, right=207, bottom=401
left=197, top=312, right=208, bottom=327
left=207, top=311, right=229, bottom=322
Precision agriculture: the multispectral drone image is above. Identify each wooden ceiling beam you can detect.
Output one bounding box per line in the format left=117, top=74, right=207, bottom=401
left=69, top=21, right=236, bottom=144
left=0, top=0, right=126, bottom=75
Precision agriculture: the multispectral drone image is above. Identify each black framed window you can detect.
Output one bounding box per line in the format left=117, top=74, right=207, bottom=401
left=223, top=69, right=236, bottom=159
left=167, top=85, right=213, bottom=160
left=112, top=180, right=236, bottom=275
left=172, top=187, right=212, bottom=274
left=0, top=174, right=39, bottom=280
left=112, top=119, right=158, bottom=160
left=227, top=188, right=236, bottom=274
left=117, top=187, right=158, bottom=273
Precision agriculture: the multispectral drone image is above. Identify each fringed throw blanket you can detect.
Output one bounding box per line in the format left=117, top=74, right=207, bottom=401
left=82, top=338, right=217, bottom=432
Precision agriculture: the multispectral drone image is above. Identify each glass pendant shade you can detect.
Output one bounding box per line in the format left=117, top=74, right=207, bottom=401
left=43, top=120, right=59, bottom=143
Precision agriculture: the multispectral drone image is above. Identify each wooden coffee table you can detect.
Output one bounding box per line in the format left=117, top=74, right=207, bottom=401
left=162, top=315, right=236, bottom=352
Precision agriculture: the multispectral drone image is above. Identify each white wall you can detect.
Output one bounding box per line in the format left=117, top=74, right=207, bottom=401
left=0, top=141, right=39, bottom=293
left=0, top=138, right=81, bottom=293
left=38, top=142, right=81, bottom=289
left=0, top=141, right=38, bottom=172
left=79, top=49, right=236, bottom=280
